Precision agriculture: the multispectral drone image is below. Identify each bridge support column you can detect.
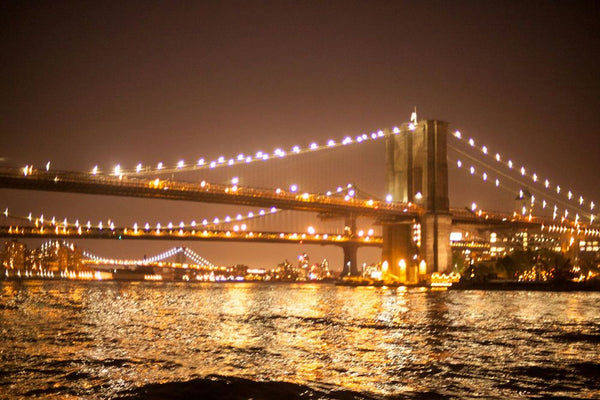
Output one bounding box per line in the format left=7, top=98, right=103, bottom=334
left=341, top=243, right=359, bottom=277
left=420, top=213, right=452, bottom=274
left=382, top=222, right=418, bottom=283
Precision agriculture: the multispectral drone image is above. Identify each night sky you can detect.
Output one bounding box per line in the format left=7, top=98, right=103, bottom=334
left=1, top=1, right=599, bottom=270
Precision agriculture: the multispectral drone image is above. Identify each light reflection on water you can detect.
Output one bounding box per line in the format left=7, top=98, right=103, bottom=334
left=0, top=281, right=599, bottom=399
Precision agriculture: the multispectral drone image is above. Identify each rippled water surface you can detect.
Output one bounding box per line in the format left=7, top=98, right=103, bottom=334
left=1, top=281, right=599, bottom=399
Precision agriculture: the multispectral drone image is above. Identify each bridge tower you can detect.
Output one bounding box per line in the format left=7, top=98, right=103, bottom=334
left=175, top=247, right=186, bottom=264
left=383, top=120, right=452, bottom=282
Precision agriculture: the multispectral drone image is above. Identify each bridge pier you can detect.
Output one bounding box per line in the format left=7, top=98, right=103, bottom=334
left=341, top=214, right=360, bottom=276
left=341, top=242, right=359, bottom=277
left=421, top=213, right=452, bottom=274
left=382, top=222, right=418, bottom=282
left=384, top=119, right=451, bottom=282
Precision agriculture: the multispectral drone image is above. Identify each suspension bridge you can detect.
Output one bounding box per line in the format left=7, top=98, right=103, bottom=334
left=1, top=117, right=598, bottom=282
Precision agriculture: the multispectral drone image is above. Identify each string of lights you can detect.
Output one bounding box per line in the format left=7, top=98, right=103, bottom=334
left=450, top=130, right=597, bottom=225
left=83, top=246, right=215, bottom=267
left=83, top=127, right=399, bottom=178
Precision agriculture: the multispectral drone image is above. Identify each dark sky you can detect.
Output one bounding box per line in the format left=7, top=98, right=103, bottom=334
left=1, top=1, right=599, bottom=270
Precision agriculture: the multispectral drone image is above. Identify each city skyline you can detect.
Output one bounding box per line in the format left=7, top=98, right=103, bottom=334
left=1, top=2, right=599, bottom=268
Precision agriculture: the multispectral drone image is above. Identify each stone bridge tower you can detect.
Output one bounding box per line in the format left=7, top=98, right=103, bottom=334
left=383, top=120, right=452, bottom=282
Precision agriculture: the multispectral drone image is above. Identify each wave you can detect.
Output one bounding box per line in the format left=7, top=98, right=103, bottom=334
left=112, top=374, right=454, bottom=400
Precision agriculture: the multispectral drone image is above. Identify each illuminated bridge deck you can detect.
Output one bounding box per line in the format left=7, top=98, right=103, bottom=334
left=0, top=225, right=383, bottom=247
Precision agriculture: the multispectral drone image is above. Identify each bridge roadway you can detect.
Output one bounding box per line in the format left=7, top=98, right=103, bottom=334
left=0, top=167, right=572, bottom=230
left=0, top=225, right=383, bottom=247
left=0, top=167, right=418, bottom=219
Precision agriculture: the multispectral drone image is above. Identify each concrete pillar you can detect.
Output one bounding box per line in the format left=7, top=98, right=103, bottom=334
left=341, top=215, right=359, bottom=276
left=421, top=213, right=453, bottom=273
left=341, top=243, right=359, bottom=277
left=382, top=222, right=418, bottom=282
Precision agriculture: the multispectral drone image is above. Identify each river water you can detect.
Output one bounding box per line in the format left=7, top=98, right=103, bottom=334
left=0, top=281, right=599, bottom=399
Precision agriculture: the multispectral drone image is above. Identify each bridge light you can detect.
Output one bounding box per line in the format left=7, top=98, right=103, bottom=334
left=377, top=130, right=384, bottom=137
left=393, top=127, right=400, bottom=134
left=468, top=138, right=475, bottom=147
left=209, top=161, right=216, bottom=169
left=454, top=130, right=461, bottom=139
left=113, top=165, right=121, bottom=176
left=399, top=259, right=406, bottom=271
left=419, top=260, right=427, bottom=275
left=262, top=154, right=269, bottom=160
left=508, top=160, right=513, bottom=169
left=136, top=163, right=142, bottom=173
left=371, top=132, right=377, bottom=139
left=544, top=179, right=549, bottom=188
left=457, top=160, right=462, bottom=168
left=46, top=161, right=50, bottom=171
left=237, top=154, right=244, bottom=161
left=246, top=156, right=252, bottom=163
left=259, top=209, right=265, bottom=216
left=290, top=184, right=298, bottom=192
left=568, top=191, right=573, bottom=200
left=177, top=160, right=185, bottom=169
left=556, top=185, right=561, bottom=194
left=270, top=207, right=277, bottom=213
left=213, top=218, right=219, bottom=224
left=579, top=196, right=584, bottom=205
left=342, top=136, right=352, bottom=145
left=309, top=143, right=318, bottom=150
left=591, top=201, right=595, bottom=210
left=386, top=194, right=393, bottom=203
left=228, top=159, right=234, bottom=166
left=248, top=212, right=254, bottom=218
left=482, top=173, right=487, bottom=181
left=482, top=146, right=488, bottom=154
left=307, top=226, right=315, bottom=235
left=191, top=220, right=196, bottom=227
left=231, top=177, right=239, bottom=185
left=218, top=156, right=225, bottom=164
left=408, top=123, right=416, bottom=131
left=520, top=166, right=526, bottom=176
left=92, top=166, right=98, bottom=175
left=157, top=162, right=163, bottom=170
left=543, top=200, right=547, bottom=208
left=471, top=202, right=477, bottom=211
left=327, top=140, right=335, bottom=147
left=292, top=146, right=300, bottom=153
left=469, top=166, right=475, bottom=175
left=495, top=153, right=501, bottom=162
left=241, top=224, right=247, bottom=231
left=197, top=158, right=205, bottom=166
